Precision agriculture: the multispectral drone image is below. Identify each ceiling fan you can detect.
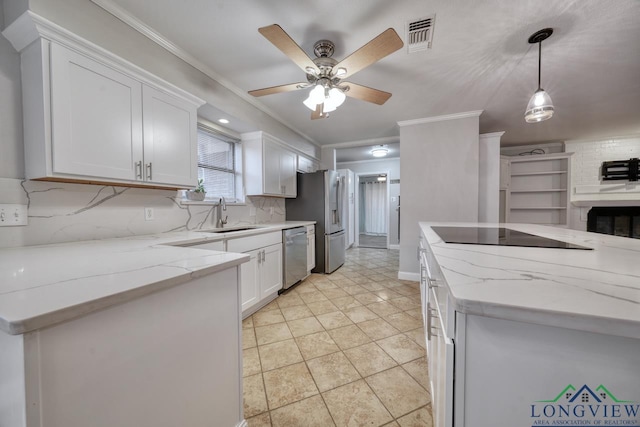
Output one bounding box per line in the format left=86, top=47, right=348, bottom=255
left=248, top=24, right=404, bottom=119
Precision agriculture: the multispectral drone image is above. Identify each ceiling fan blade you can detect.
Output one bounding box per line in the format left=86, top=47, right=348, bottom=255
left=333, top=28, right=403, bottom=79
left=343, top=82, right=392, bottom=105
left=259, top=24, right=319, bottom=74
left=248, top=82, right=308, bottom=97
left=311, top=103, right=327, bottom=120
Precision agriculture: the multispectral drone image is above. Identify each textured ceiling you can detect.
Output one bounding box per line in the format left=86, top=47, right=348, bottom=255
left=103, top=0, right=640, bottom=155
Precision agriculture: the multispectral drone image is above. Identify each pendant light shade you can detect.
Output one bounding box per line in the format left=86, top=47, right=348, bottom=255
left=525, top=28, right=554, bottom=123
left=525, top=89, right=554, bottom=123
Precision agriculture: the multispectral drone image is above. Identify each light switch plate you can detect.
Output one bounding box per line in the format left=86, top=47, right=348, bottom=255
left=0, top=204, right=28, bottom=226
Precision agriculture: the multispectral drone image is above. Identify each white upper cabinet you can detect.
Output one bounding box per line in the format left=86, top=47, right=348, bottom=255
left=5, top=14, right=204, bottom=189
left=142, top=85, right=198, bottom=187
left=242, top=131, right=297, bottom=198
left=50, top=43, right=144, bottom=181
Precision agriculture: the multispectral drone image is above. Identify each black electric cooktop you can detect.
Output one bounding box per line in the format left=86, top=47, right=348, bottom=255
left=431, top=227, right=593, bottom=250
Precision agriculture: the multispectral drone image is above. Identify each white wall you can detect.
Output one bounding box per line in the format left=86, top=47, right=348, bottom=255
left=337, top=158, right=400, bottom=246
left=0, top=4, right=24, bottom=179
left=478, top=132, right=503, bottom=223
left=399, top=113, right=480, bottom=278
left=0, top=0, right=310, bottom=247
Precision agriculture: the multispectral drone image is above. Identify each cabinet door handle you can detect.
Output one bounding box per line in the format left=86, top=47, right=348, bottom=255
left=146, top=163, right=153, bottom=181
left=427, top=307, right=439, bottom=340
left=257, top=251, right=261, bottom=264
left=426, top=304, right=433, bottom=341
left=428, top=278, right=439, bottom=289
left=135, top=161, right=142, bottom=179
left=262, top=250, right=266, bottom=263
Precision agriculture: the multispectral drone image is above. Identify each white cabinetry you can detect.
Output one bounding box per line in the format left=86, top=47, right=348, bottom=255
left=420, top=237, right=454, bottom=427
left=505, top=153, right=572, bottom=226
left=242, top=131, right=297, bottom=197
left=8, top=23, right=203, bottom=188
left=297, top=155, right=319, bottom=173
left=227, top=231, right=283, bottom=316
left=306, top=224, right=316, bottom=272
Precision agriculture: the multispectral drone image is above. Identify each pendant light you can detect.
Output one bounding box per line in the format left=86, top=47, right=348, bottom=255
left=525, top=28, right=554, bottom=123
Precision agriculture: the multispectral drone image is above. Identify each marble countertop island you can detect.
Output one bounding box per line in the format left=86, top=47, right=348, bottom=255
left=0, top=221, right=314, bottom=335
left=420, top=222, right=640, bottom=339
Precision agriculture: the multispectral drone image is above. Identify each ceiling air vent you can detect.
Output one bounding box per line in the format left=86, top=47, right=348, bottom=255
left=390, top=179, right=400, bottom=184
left=406, top=15, right=435, bottom=53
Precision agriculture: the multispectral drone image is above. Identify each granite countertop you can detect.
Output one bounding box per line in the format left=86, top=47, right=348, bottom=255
left=420, top=222, right=640, bottom=339
left=0, top=221, right=315, bottom=335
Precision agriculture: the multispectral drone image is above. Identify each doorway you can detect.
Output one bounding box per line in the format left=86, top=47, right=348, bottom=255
left=357, top=173, right=389, bottom=249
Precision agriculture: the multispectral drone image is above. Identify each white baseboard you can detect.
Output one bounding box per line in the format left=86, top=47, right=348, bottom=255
left=398, top=271, right=420, bottom=282
left=237, top=420, right=248, bottom=427
left=389, top=244, right=400, bottom=250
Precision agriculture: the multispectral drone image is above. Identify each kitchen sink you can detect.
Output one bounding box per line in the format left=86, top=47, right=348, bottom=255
left=203, top=226, right=260, bottom=233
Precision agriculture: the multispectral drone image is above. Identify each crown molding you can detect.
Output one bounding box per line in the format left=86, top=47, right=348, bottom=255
left=90, top=0, right=318, bottom=147
left=397, top=110, right=483, bottom=127
left=323, top=136, right=399, bottom=149
left=479, top=131, right=505, bottom=140
left=2, top=11, right=205, bottom=106
left=337, top=157, right=400, bottom=166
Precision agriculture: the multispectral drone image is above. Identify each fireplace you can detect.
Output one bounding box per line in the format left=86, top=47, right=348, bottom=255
left=587, top=207, right=640, bottom=239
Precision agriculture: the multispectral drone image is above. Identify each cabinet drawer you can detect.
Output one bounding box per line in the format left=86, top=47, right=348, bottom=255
left=227, top=231, right=282, bottom=253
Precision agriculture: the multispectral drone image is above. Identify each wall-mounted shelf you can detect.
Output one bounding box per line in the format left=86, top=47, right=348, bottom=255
left=505, top=153, right=573, bottom=226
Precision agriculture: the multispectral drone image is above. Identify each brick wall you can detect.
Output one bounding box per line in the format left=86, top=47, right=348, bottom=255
left=565, top=136, right=640, bottom=230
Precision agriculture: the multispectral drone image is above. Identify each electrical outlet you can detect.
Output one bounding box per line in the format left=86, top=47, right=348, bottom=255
left=0, top=204, right=28, bottom=227
left=144, top=207, right=154, bottom=221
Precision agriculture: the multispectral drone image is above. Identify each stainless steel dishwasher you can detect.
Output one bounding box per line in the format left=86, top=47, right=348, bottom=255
left=281, top=227, right=307, bottom=292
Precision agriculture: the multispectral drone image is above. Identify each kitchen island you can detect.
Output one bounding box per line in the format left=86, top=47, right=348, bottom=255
left=419, top=222, right=640, bottom=427
left=0, top=222, right=310, bottom=427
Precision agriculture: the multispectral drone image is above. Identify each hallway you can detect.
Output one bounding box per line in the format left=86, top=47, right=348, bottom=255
left=242, top=248, right=432, bottom=426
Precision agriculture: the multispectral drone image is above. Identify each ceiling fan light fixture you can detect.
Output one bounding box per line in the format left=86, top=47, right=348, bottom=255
left=303, top=95, right=318, bottom=111
left=525, top=28, right=554, bottom=124
left=323, top=87, right=346, bottom=112
left=335, top=67, right=347, bottom=77
left=371, top=145, right=389, bottom=157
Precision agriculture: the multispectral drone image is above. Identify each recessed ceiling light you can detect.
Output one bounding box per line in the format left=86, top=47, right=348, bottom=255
left=377, top=174, right=387, bottom=182
left=218, top=118, right=230, bottom=124
left=371, top=145, right=388, bottom=157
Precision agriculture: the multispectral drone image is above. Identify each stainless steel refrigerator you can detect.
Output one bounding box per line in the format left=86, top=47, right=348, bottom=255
left=286, top=170, right=346, bottom=274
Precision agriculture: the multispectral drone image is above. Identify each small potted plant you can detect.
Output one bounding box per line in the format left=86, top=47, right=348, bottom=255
left=187, top=178, right=206, bottom=201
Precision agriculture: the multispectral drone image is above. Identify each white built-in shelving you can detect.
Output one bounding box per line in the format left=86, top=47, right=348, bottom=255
left=504, top=153, right=573, bottom=226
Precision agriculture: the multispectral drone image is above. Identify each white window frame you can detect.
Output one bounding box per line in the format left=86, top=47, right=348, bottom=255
left=181, top=121, right=244, bottom=204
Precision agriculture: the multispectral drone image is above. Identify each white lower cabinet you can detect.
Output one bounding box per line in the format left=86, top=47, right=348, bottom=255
left=306, top=225, right=316, bottom=273
left=420, top=230, right=640, bottom=427
left=227, top=232, right=283, bottom=316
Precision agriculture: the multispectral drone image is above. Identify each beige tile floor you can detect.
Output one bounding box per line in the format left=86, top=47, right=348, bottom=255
left=242, top=248, right=434, bottom=427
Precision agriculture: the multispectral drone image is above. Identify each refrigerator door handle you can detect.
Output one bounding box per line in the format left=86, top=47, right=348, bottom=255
left=335, top=176, right=342, bottom=225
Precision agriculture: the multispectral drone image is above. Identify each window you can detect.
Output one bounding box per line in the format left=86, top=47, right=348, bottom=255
left=196, top=124, right=239, bottom=200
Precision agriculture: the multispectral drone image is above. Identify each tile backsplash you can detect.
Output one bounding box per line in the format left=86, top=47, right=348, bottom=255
left=0, top=178, right=284, bottom=248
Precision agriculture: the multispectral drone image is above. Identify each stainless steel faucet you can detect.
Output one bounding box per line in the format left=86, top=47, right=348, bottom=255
left=216, top=197, right=228, bottom=228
